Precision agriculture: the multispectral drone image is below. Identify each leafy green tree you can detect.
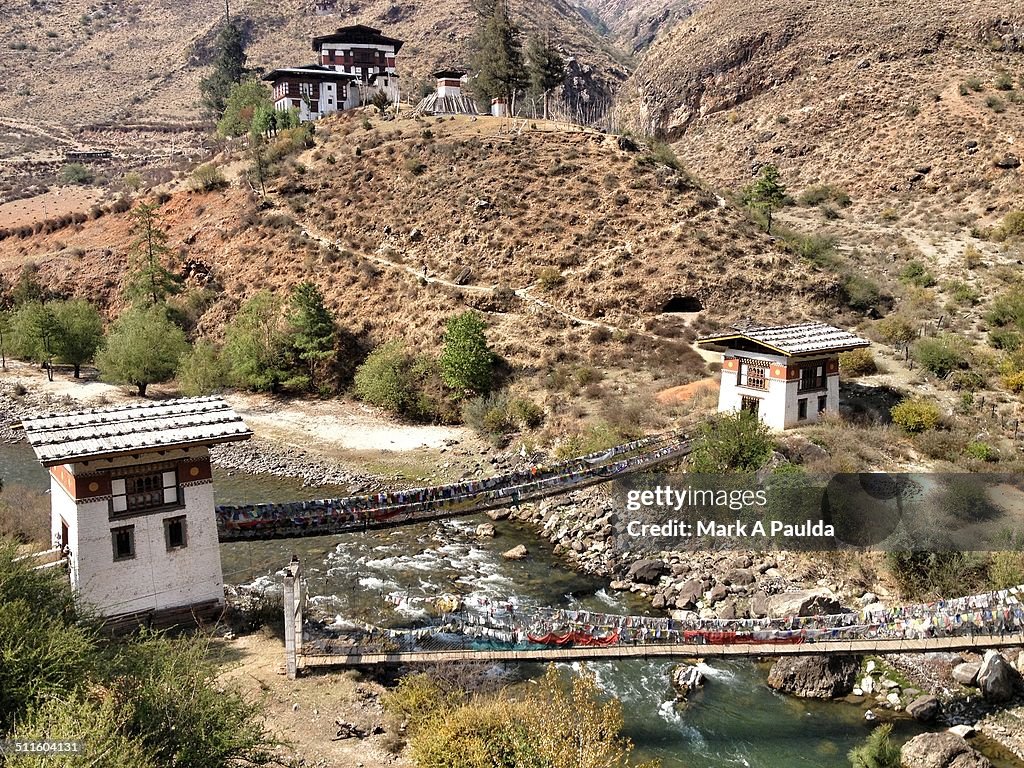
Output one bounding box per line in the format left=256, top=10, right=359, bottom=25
left=439, top=311, right=494, bottom=395
left=51, top=299, right=104, bottom=378
left=688, top=410, right=774, bottom=473
left=848, top=724, right=900, bottom=768
left=200, top=21, right=247, bottom=116
left=250, top=102, right=278, bottom=138
left=216, top=79, right=272, bottom=137
left=470, top=0, right=526, bottom=110
left=95, top=307, right=188, bottom=396
left=744, top=163, right=787, bottom=234
left=287, top=282, right=336, bottom=392
left=124, top=202, right=182, bottom=308
left=526, top=34, right=564, bottom=120
left=12, top=263, right=45, bottom=306
left=10, top=302, right=59, bottom=379
left=176, top=340, right=228, bottom=396
left=224, top=291, right=288, bottom=392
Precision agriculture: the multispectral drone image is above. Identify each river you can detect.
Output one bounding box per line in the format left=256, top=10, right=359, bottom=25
left=1, top=441, right=1020, bottom=768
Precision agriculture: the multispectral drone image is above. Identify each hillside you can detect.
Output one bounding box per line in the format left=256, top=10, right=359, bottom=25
left=0, top=115, right=843, bottom=391
left=619, top=0, right=1024, bottom=205
left=574, top=0, right=706, bottom=54
left=0, top=0, right=628, bottom=135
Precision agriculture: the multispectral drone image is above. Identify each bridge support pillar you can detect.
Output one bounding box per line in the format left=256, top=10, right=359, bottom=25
left=283, top=556, right=304, bottom=680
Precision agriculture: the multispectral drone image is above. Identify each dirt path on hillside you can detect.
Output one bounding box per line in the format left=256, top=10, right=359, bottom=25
left=293, top=213, right=723, bottom=364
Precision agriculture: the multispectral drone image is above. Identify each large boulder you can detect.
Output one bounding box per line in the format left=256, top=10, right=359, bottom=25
left=675, top=578, right=703, bottom=609
left=501, top=545, right=528, bottom=560
left=976, top=650, right=1019, bottom=703
left=766, top=655, right=859, bottom=698
left=900, top=732, right=992, bottom=768
left=476, top=523, right=496, bottom=538
left=628, top=558, right=668, bottom=585
left=670, top=664, right=705, bottom=700
left=766, top=589, right=845, bottom=617
left=725, top=568, right=756, bottom=586
left=906, top=695, right=940, bottom=722
left=952, top=662, right=981, bottom=686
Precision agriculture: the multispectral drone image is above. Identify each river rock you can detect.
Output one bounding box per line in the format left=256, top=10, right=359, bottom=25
left=670, top=664, right=705, bottom=699
left=676, top=579, right=703, bottom=609
left=766, top=655, right=859, bottom=698
left=725, top=568, right=756, bottom=586
left=948, top=725, right=976, bottom=739
left=628, top=558, right=668, bottom=585
left=476, top=523, right=496, bottom=538
left=861, top=676, right=875, bottom=695
left=750, top=591, right=769, bottom=618
left=976, top=650, right=1018, bottom=703
left=502, top=545, right=528, bottom=560
left=886, top=692, right=902, bottom=707
left=952, top=662, right=981, bottom=686
left=487, top=509, right=511, bottom=521
left=906, top=695, right=940, bottom=722
left=707, top=583, right=729, bottom=604
left=900, top=731, right=992, bottom=768
left=766, top=589, right=844, bottom=617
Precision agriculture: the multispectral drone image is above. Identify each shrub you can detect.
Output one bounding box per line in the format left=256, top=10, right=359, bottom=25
left=876, top=316, right=917, bottom=345
left=797, top=184, right=851, bottom=207
left=508, top=397, right=544, bottom=429
left=985, top=95, right=1006, bottom=113
left=964, top=244, right=983, bottom=269
left=176, top=340, right=228, bottom=396
left=403, top=158, right=426, bottom=175
left=912, top=334, right=965, bottom=377
left=990, top=328, right=1023, bottom=351
left=843, top=274, right=882, bottom=311
left=1002, top=369, right=1024, bottom=393
left=688, top=411, right=774, bottom=472
left=462, top=392, right=513, bottom=439
left=965, top=441, right=998, bottom=462
left=890, top=397, right=941, bottom=432
left=995, top=211, right=1024, bottom=241
left=995, top=71, right=1014, bottom=90
left=191, top=164, right=227, bottom=192
left=899, top=261, right=935, bottom=288
left=839, top=348, right=877, bottom=377
left=59, top=163, right=93, bottom=185
left=986, top=288, right=1024, bottom=328
left=966, top=76, right=984, bottom=92
left=848, top=724, right=900, bottom=768
left=945, top=279, right=979, bottom=305
left=537, top=266, right=565, bottom=290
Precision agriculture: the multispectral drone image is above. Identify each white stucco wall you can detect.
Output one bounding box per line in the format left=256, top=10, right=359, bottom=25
left=55, top=449, right=224, bottom=618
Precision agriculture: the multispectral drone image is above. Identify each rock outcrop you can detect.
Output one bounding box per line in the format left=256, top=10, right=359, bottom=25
left=766, top=655, right=859, bottom=698
left=976, top=650, right=1019, bottom=703
left=906, top=695, right=941, bottom=722
left=670, top=664, right=705, bottom=699
left=900, top=732, right=992, bottom=768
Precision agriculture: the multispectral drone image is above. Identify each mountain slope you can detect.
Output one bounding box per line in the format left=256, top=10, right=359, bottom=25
left=0, top=0, right=630, bottom=133
left=618, top=0, right=1024, bottom=202
left=0, top=116, right=843, bottom=383
left=573, top=0, right=706, bottom=54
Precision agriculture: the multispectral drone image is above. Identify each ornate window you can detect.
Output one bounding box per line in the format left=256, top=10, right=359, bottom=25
left=737, top=359, right=768, bottom=390
left=110, top=462, right=180, bottom=517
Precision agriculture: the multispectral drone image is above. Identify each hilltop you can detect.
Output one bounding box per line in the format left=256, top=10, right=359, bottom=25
left=619, top=0, right=1024, bottom=206
left=0, top=115, right=844, bottom=397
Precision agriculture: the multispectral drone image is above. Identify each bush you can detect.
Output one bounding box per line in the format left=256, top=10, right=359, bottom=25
left=995, top=211, right=1024, bottom=241
left=986, top=288, right=1024, bottom=328
left=912, top=335, right=965, bottom=377
left=508, top=397, right=544, bottom=429
left=176, top=341, right=228, bottom=396
left=890, top=397, right=941, bottom=432
left=899, top=261, right=935, bottom=288
left=839, top=348, right=877, bottom=377
left=537, top=266, right=565, bottom=290
left=964, top=244, right=983, bottom=269
left=965, top=441, right=998, bottom=462
left=59, top=163, right=94, bottom=185
left=843, top=274, right=882, bottom=311
left=848, top=724, right=900, bottom=768
left=985, top=95, right=1006, bottom=113
left=1002, top=369, right=1024, bottom=393
left=876, top=316, right=917, bottom=345
left=797, top=184, right=851, bottom=207
left=688, top=411, right=774, bottom=473
left=462, top=392, right=514, bottom=439
left=191, top=164, right=227, bottom=192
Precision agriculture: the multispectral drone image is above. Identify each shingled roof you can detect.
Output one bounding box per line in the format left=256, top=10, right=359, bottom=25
left=696, top=322, right=870, bottom=356
left=20, top=397, right=251, bottom=467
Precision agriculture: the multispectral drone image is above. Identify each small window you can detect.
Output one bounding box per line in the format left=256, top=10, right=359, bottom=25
left=818, top=395, right=828, bottom=414
left=798, top=398, right=808, bottom=420
left=164, top=515, right=187, bottom=550
left=112, top=525, right=135, bottom=561
left=111, top=464, right=179, bottom=516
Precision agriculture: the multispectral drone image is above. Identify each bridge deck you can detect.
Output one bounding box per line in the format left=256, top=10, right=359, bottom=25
left=299, top=634, right=1024, bottom=668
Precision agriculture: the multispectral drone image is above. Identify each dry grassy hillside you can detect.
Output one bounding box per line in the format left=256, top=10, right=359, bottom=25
left=619, top=0, right=1024, bottom=204
left=0, top=115, right=842, bottom=388
left=0, top=0, right=628, bottom=135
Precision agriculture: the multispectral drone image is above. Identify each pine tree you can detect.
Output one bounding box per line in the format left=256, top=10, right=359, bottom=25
left=744, top=163, right=787, bottom=234
left=470, top=0, right=526, bottom=111
left=124, top=202, right=182, bottom=308
left=287, top=282, right=336, bottom=392
left=200, top=21, right=247, bottom=116
left=438, top=311, right=493, bottom=395
left=848, top=724, right=900, bottom=768
left=527, top=34, right=564, bottom=120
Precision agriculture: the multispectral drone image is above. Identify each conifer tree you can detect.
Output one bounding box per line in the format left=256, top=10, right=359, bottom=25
left=287, top=282, right=336, bottom=392
left=745, top=163, right=787, bottom=234
left=124, top=202, right=182, bottom=308
left=470, top=0, right=526, bottom=111
left=527, top=34, right=564, bottom=120
left=200, top=21, right=247, bottom=116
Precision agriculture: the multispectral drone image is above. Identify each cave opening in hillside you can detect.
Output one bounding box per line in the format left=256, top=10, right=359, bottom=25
left=662, top=296, right=704, bottom=313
